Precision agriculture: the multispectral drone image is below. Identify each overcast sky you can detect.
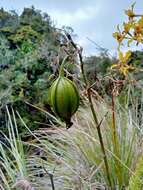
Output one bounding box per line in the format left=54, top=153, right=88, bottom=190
left=0, top=0, right=143, bottom=56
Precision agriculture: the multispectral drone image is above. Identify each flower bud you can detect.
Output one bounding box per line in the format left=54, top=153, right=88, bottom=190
left=50, top=75, right=79, bottom=128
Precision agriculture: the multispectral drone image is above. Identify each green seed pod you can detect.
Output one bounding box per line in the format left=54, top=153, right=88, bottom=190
left=50, top=57, right=79, bottom=128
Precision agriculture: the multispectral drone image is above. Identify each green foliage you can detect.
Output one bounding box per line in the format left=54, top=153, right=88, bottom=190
left=85, top=53, right=112, bottom=78
left=128, top=155, right=143, bottom=190
left=9, top=25, right=40, bottom=45
left=84, top=52, right=115, bottom=98
left=0, top=107, right=28, bottom=189
left=0, top=7, right=63, bottom=134
left=20, top=6, right=52, bottom=34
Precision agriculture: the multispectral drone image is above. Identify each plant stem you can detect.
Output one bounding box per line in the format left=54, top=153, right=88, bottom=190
left=59, top=55, right=69, bottom=77
left=65, top=33, right=112, bottom=189
left=111, top=92, right=122, bottom=187
left=49, top=172, right=55, bottom=190
left=80, top=52, right=112, bottom=189
left=43, top=167, right=55, bottom=190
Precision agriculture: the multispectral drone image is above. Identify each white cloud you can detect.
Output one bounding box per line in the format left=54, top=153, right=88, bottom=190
left=46, top=4, right=101, bottom=56
left=48, top=6, right=100, bottom=27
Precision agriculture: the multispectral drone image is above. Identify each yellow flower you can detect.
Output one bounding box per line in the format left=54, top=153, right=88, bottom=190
left=119, top=65, right=134, bottom=76
left=111, top=51, right=133, bottom=76
left=112, top=3, right=143, bottom=76
left=134, top=24, right=142, bottom=34
left=134, top=34, right=143, bottom=43
left=125, top=9, right=135, bottom=18
left=138, top=17, right=143, bottom=28
left=111, top=64, right=134, bottom=76
left=132, top=23, right=143, bottom=43
left=123, top=22, right=132, bottom=33
left=118, top=50, right=132, bottom=64
left=125, top=3, right=136, bottom=20
left=113, top=32, right=125, bottom=43
left=111, top=64, right=120, bottom=70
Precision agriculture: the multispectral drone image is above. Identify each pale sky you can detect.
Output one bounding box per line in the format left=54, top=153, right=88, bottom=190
left=0, top=0, right=143, bottom=56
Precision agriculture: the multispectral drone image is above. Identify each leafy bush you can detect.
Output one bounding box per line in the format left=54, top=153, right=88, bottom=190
left=0, top=7, right=65, bottom=134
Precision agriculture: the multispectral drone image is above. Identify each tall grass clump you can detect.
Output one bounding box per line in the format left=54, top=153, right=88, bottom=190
left=0, top=95, right=142, bottom=189
left=16, top=93, right=141, bottom=189
left=0, top=107, right=36, bottom=189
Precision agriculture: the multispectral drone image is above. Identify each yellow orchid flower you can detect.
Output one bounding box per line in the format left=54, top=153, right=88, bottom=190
left=125, top=9, right=135, bottom=19
left=138, top=16, right=143, bottom=28
left=118, top=50, right=132, bottom=64
left=119, top=65, right=134, bottom=76
left=111, top=64, right=120, bottom=69
left=111, top=50, right=133, bottom=76
left=113, top=32, right=125, bottom=43
left=123, top=22, right=132, bottom=33
left=124, top=3, right=136, bottom=20
left=112, top=3, right=143, bottom=76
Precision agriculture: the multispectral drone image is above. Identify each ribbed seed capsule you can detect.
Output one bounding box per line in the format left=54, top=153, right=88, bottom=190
left=50, top=76, right=79, bottom=128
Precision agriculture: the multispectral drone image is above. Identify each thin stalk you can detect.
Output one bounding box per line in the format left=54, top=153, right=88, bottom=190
left=111, top=93, right=122, bottom=187
left=65, top=33, right=112, bottom=189
left=59, top=55, right=69, bottom=77
left=79, top=52, right=112, bottom=189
